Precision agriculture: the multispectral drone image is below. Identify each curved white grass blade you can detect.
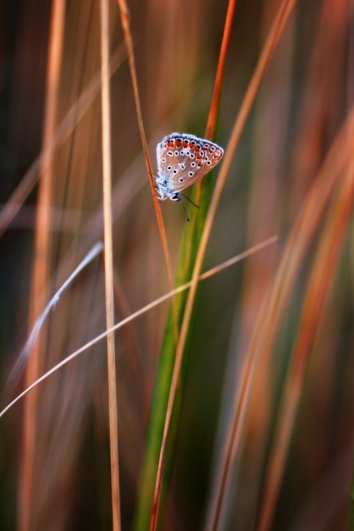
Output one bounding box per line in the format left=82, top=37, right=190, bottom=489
left=1, top=236, right=277, bottom=419
left=9, top=242, right=103, bottom=383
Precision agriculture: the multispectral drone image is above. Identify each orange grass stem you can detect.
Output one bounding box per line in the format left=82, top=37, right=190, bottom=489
left=205, top=0, right=237, bottom=140
left=194, top=0, right=237, bottom=207
left=257, top=153, right=354, bottom=531
left=115, top=0, right=177, bottom=336
left=19, top=2, right=65, bottom=530
left=100, top=0, right=121, bottom=529
left=0, top=45, right=125, bottom=240
left=206, top=110, right=354, bottom=531
left=150, top=0, right=238, bottom=525
left=149, top=1, right=298, bottom=529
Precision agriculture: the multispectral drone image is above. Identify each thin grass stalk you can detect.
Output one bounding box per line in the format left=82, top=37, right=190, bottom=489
left=19, top=2, right=65, bottom=529
left=205, top=110, right=354, bottom=531
left=290, top=0, right=348, bottom=207
left=115, top=0, right=177, bottom=334
left=1, top=238, right=277, bottom=421
left=257, top=155, right=354, bottom=531
left=0, top=45, right=123, bottom=238
left=194, top=0, right=237, bottom=221
left=149, top=1, right=298, bottom=529
left=205, top=0, right=237, bottom=140
left=99, top=0, right=121, bottom=529
left=135, top=1, right=238, bottom=528
left=9, top=242, right=103, bottom=384
left=0, top=45, right=125, bottom=240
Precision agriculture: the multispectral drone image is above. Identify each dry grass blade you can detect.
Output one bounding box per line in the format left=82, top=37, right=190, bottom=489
left=194, top=0, right=237, bottom=206
left=9, top=242, right=103, bottom=384
left=206, top=110, right=354, bottom=531
left=19, top=2, right=65, bottom=530
left=0, top=45, right=125, bottom=240
left=115, top=0, right=176, bottom=329
left=148, top=0, right=238, bottom=526
left=100, top=0, right=121, bottom=529
left=205, top=0, right=237, bottom=140
left=149, top=0, right=298, bottom=528
left=2, top=1, right=352, bottom=528
left=0, top=238, right=277, bottom=420
left=257, top=147, right=354, bottom=531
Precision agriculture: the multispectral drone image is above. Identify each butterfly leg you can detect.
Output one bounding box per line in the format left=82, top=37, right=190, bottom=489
left=154, top=183, right=167, bottom=201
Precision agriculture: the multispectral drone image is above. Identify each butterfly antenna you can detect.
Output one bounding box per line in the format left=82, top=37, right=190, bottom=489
left=181, top=193, right=200, bottom=209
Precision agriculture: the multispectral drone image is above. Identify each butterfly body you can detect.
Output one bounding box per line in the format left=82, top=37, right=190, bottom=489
left=155, top=132, right=224, bottom=201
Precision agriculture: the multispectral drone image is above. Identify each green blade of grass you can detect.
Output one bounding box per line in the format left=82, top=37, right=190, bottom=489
left=134, top=0, right=300, bottom=527
left=134, top=0, right=237, bottom=526
left=134, top=178, right=214, bottom=531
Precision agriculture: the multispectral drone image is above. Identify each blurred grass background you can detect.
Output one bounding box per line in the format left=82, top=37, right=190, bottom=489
left=0, top=0, right=353, bottom=530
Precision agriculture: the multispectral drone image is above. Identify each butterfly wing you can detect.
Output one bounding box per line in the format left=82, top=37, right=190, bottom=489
left=156, top=133, right=224, bottom=194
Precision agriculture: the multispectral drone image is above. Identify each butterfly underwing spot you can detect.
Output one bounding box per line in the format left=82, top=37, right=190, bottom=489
left=155, top=132, right=224, bottom=201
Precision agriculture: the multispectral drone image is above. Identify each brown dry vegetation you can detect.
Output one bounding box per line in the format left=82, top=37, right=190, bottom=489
left=0, top=1, right=353, bottom=530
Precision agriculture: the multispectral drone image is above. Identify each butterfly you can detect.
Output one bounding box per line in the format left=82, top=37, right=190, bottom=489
left=154, top=132, right=224, bottom=202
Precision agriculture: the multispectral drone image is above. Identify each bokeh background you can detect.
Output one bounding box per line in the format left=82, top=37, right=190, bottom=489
left=0, top=0, right=353, bottom=530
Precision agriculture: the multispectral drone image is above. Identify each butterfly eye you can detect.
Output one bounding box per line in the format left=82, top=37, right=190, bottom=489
left=188, top=171, right=194, bottom=177
left=191, top=162, right=196, bottom=167
left=168, top=150, right=173, bottom=156
left=190, top=153, right=195, bottom=159
left=179, top=178, right=184, bottom=183
left=206, top=160, right=211, bottom=165
left=174, top=151, right=179, bottom=156
left=167, top=166, right=172, bottom=171
left=173, top=169, right=178, bottom=174
left=161, top=157, right=166, bottom=162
